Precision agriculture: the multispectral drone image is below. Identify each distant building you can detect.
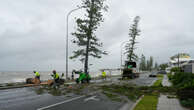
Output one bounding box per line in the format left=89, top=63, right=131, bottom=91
left=182, top=60, right=194, bottom=73
left=168, top=56, right=194, bottom=73
left=170, top=57, right=192, bottom=67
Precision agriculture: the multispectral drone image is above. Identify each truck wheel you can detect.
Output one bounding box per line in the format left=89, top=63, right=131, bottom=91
left=132, top=75, right=135, bottom=79
left=76, top=78, right=79, bottom=84
left=81, top=79, right=85, bottom=84
left=86, top=78, right=90, bottom=83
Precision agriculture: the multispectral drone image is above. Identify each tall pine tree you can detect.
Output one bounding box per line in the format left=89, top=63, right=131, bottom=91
left=139, top=54, right=146, bottom=71
left=71, top=0, right=108, bottom=74
left=154, top=62, right=158, bottom=70
left=125, top=16, right=141, bottom=62
left=149, top=56, right=153, bottom=71
left=146, top=60, right=150, bottom=71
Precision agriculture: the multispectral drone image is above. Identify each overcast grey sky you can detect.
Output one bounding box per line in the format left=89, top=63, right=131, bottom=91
left=0, top=0, right=194, bottom=71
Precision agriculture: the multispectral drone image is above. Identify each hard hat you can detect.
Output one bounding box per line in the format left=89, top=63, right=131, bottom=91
left=52, top=70, right=56, bottom=73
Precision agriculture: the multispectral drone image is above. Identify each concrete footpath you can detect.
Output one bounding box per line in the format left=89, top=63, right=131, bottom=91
left=162, top=74, right=171, bottom=87
left=157, top=75, right=188, bottom=110
left=157, top=95, right=188, bottom=110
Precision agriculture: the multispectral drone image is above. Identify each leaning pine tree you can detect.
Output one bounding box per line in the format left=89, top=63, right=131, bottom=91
left=71, top=0, right=108, bottom=74
left=125, top=16, right=141, bottom=62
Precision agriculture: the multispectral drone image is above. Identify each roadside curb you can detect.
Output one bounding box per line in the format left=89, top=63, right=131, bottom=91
left=130, top=95, right=144, bottom=110
left=119, top=95, right=144, bottom=110
left=0, top=84, right=41, bottom=90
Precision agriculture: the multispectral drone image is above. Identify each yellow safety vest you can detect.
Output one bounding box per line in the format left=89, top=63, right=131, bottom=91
left=35, top=72, right=40, bottom=77
left=102, top=72, right=106, bottom=77
left=53, top=73, right=59, bottom=79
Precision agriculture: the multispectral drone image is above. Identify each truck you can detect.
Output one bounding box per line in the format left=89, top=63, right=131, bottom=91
left=122, top=61, right=139, bottom=79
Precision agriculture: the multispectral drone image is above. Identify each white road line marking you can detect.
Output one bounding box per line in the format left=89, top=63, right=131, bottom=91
left=84, top=96, right=99, bottom=102
left=37, top=96, right=85, bottom=110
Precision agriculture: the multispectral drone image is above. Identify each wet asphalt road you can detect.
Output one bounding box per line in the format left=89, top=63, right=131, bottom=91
left=0, top=87, right=123, bottom=110
left=128, top=72, right=157, bottom=86
left=0, top=87, right=71, bottom=110
left=0, top=73, right=156, bottom=110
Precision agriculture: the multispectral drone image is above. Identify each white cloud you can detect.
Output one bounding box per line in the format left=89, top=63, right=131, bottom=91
left=0, top=0, right=194, bottom=71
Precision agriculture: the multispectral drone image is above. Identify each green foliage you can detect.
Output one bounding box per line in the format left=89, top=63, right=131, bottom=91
left=171, top=72, right=194, bottom=89
left=180, top=99, right=194, bottom=108
left=6, top=83, right=14, bottom=86
left=149, top=56, right=153, bottom=71
left=177, top=88, right=194, bottom=100
left=178, top=88, right=194, bottom=108
left=157, top=74, right=164, bottom=78
left=103, top=91, right=122, bottom=102
left=139, top=54, right=146, bottom=71
left=139, top=55, right=157, bottom=71
left=170, top=72, right=194, bottom=108
left=125, top=16, right=141, bottom=62
left=134, top=95, right=158, bottom=110
left=139, top=86, right=177, bottom=94
left=101, top=84, right=142, bottom=101
left=154, top=62, right=158, bottom=70
left=153, top=80, right=163, bottom=87
left=71, top=0, right=108, bottom=73
left=170, top=67, right=181, bottom=73
left=146, top=60, right=150, bottom=71
left=146, top=56, right=154, bottom=71
left=159, top=63, right=168, bottom=70
left=167, top=73, right=173, bottom=81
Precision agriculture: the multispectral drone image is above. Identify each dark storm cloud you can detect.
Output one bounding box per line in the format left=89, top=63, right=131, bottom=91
left=0, top=0, right=194, bottom=71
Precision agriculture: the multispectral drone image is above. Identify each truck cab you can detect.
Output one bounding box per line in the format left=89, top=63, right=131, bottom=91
left=122, top=61, right=139, bottom=79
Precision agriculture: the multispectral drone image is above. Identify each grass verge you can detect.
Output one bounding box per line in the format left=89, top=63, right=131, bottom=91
left=101, top=84, right=142, bottom=101
left=134, top=95, right=158, bottom=110
left=152, top=74, right=163, bottom=87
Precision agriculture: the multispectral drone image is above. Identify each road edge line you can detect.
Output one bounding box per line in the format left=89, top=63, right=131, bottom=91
left=37, top=95, right=85, bottom=110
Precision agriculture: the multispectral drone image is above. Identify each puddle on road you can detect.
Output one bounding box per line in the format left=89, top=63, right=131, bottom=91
left=31, top=86, right=64, bottom=96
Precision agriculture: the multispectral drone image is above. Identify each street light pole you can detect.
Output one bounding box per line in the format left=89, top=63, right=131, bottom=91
left=66, top=7, right=83, bottom=79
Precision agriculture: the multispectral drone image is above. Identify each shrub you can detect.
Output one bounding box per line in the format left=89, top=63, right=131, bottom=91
left=172, top=72, right=194, bottom=108
left=172, top=72, right=194, bottom=89
left=167, top=73, right=173, bottom=81
left=180, top=99, right=194, bottom=108
left=170, top=67, right=181, bottom=73
left=177, top=88, right=194, bottom=100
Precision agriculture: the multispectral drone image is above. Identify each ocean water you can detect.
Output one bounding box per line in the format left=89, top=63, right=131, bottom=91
left=0, top=70, right=121, bottom=84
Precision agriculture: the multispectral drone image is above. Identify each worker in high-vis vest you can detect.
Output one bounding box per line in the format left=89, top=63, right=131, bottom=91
left=102, top=70, right=106, bottom=80
left=33, top=71, right=40, bottom=79
left=51, top=70, right=60, bottom=83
